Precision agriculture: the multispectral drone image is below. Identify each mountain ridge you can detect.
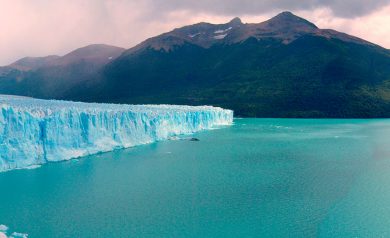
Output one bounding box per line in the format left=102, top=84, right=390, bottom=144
left=0, top=44, right=125, bottom=98
left=1, top=12, right=390, bottom=118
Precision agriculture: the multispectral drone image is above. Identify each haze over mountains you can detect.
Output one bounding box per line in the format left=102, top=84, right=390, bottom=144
left=1, top=12, right=390, bottom=117
left=0, top=44, right=124, bottom=99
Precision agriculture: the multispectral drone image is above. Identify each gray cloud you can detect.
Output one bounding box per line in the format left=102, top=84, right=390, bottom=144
left=146, top=0, right=390, bottom=18
left=1, top=0, right=390, bottom=65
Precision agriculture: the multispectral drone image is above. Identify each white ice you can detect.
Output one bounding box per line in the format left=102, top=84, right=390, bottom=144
left=0, top=95, right=233, bottom=172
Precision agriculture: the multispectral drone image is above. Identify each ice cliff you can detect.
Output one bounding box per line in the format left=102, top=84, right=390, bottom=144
left=0, top=95, right=233, bottom=172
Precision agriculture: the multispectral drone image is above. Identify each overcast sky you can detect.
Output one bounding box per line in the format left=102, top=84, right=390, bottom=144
left=1, top=0, right=390, bottom=65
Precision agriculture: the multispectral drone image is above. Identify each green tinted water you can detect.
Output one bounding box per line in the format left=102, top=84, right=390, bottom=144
left=1, top=119, right=390, bottom=237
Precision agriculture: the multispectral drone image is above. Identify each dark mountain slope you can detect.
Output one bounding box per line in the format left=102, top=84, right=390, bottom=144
left=66, top=12, right=390, bottom=117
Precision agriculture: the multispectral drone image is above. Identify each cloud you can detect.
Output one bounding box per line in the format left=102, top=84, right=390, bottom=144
left=146, top=0, right=390, bottom=18
left=296, top=6, right=390, bottom=49
left=0, top=0, right=389, bottom=65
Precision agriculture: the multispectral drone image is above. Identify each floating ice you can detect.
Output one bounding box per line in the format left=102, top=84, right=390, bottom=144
left=0, top=225, right=27, bottom=238
left=0, top=95, right=233, bottom=172
left=10, top=232, right=28, bottom=238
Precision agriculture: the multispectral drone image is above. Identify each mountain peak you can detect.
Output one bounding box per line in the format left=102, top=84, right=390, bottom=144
left=9, top=55, right=60, bottom=71
left=267, top=11, right=318, bottom=29
left=276, top=11, right=295, bottom=17
left=229, top=17, right=243, bottom=26
left=65, top=44, right=125, bottom=57
left=60, top=44, right=125, bottom=64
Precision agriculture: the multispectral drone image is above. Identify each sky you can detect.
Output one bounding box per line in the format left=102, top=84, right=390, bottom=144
left=1, top=0, right=390, bottom=65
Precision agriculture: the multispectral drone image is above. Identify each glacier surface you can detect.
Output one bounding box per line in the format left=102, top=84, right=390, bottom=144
left=0, top=95, right=233, bottom=172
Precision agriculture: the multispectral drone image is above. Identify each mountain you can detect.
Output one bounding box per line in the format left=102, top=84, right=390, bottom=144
left=9, top=55, right=61, bottom=71
left=2, top=12, right=390, bottom=117
left=52, top=44, right=125, bottom=66
left=81, top=12, right=390, bottom=117
left=0, top=44, right=125, bottom=98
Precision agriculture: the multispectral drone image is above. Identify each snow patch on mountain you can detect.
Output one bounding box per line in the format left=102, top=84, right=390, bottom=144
left=214, top=27, right=232, bottom=34
left=214, top=34, right=228, bottom=39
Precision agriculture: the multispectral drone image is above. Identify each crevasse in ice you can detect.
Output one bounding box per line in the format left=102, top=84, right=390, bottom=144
left=0, top=95, right=233, bottom=172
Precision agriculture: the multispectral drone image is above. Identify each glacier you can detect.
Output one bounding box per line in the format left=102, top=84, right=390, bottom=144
left=0, top=95, right=233, bottom=172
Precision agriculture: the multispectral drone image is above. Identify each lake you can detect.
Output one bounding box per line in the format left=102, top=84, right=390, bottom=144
left=1, top=119, right=390, bottom=237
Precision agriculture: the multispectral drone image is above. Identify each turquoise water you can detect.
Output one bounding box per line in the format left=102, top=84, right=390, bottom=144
left=2, top=119, right=390, bottom=237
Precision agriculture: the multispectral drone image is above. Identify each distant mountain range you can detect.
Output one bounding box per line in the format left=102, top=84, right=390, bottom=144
left=0, top=44, right=124, bottom=99
left=1, top=12, right=390, bottom=117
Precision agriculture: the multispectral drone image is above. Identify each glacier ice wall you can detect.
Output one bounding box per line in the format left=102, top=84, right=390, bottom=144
left=0, top=95, right=233, bottom=172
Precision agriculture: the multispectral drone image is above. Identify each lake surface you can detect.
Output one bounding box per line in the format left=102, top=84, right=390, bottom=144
left=2, top=119, right=390, bottom=237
